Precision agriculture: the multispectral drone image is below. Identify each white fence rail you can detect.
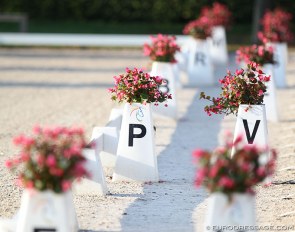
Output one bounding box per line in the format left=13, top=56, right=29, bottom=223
left=0, top=33, right=188, bottom=47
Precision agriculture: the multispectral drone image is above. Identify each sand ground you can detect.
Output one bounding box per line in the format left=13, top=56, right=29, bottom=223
left=0, top=48, right=294, bottom=231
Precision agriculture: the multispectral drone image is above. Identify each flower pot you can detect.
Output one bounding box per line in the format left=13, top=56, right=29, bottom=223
left=263, top=64, right=279, bottom=122
left=16, top=190, right=78, bottom=232
left=232, top=104, right=269, bottom=162
left=205, top=193, right=256, bottom=232
left=187, top=37, right=214, bottom=86
left=172, top=63, right=182, bottom=89
left=73, top=148, right=108, bottom=195
left=90, top=126, right=119, bottom=169
left=113, top=103, right=158, bottom=182
left=268, top=42, right=287, bottom=88
left=209, top=26, right=228, bottom=65
left=150, top=61, right=177, bottom=119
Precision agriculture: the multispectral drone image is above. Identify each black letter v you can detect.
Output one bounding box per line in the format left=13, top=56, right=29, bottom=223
left=242, top=119, right=261, bottom=144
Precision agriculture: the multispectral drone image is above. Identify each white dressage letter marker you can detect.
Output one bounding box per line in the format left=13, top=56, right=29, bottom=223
left=113, top=103, right=159, bottom=182
left=16, top=190, right=78, bottom=232
left=73, top=148, right=108, bottom=196
left=150, top=61, right=178, bottom=119
left=187, top=38, right=214, bottom=86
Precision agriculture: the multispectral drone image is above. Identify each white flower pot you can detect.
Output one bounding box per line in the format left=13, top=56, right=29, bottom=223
left=150, top=61, right=178, bottom=119
left=205, top=193, right=256, bottom=232
left=268, top=42, right=287, bottom=88
left=232, top=105, right=269, bottom=163
left=90, top=126, right=119, bottom=168
left=106, top=108, right=123, bottom=131
left=174, top=50, right=188, bottom=72
left=209, top=26, right=228, bottom=65
left=172, top=63, right=182, bottom=89
left=73, top=148, right=108, bottom=195
left=113, top=103, right=158, bottom=182
left=187, top=38, right=214, bottom=86
left=263, top=64, right=279, bottom=122
left=16, top=190, right=78, bottom=232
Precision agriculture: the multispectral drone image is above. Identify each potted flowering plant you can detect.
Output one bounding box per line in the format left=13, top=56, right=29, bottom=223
left=236, top=45, right=278, bottom=121
left=200, top=62, right=270, bottom=150
left=5, top=126, right=89, bottom=231
left=200, top=62, right=269, bottom=116
left=201, top=2, right=231, bottom=29
left=258, top=8, right=293, bottom=45
left=143, top=34, right=180, bottom=63
left=193, top=134, right=276, bottom=231
left=143, top=34, right=180, bottom=118
left=109, top=68, right=171, bottom=182
left=258, top=8, right=293, bottom=88
left=183, top=16, right=212, bottom=40
left=236, top=44, right=275, bottom=67
left=108, top=67, right=171, bottom=105
left=183, top=16, right=214, bottom=86
left=201, top=2, right=231, bottom=64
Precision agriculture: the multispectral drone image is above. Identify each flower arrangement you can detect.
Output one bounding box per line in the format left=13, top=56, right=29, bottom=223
left=258, top=8, right=293, bottom=43
left=200, top=62, right=270, bottom=116
left=183, top=16, right=212, bottom=40
left=236, top=44, right=275, bottom=66
left=193, top=133, right=276, bottom=195
left=200, top=2, right=232, bottom=28
left=143, top=34, right=180, bottom=63
left=5, top=126, right=89, bottom=193
left=108, top=67, right=172, bottom=105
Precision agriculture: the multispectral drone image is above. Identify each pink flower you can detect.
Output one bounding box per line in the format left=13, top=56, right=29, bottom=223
left=209, top=165, right=219, bottom=178
left=13, top=134, right=26, bottom=145
left=233, top=134, right=243, bottom=145
left=62, top=180, right=71, bottom=192
left=26, top=181, right=34, bottom=189
left=218, top=176, right=234, bottom=188
left=195, top=168, right=207, bottom=187
left=20, top=152, right=30, bottom=162
left=215, top=146, right=226, bottom=154
left=192, top=149, right=206, bottom=159
left=46, top=155, right=56, bottom=168
left=5, top=160, right=13, bottom=169
left=33, top=125, right=42, bottom=135
left=37, top=153, right=45, bottom=166
left=258, top=90, right=264, bottom=96
left=235, top=69, right=244, bottom=76
left=256, top=167, right=266, bottom=177
left=50, top=167, right=64, bottom=177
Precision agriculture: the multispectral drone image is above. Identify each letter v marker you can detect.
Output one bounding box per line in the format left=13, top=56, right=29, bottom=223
left=242, top=119, right=261, bottom=144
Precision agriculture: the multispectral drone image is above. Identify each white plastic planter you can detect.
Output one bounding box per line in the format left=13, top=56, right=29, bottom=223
left=16, top=190, right=78, bottom=232
left=106, top=108, right=123, bottom=131
left=205, top=193, right=256, bottom=232
left=174, top=50, right=188, bottom=72
left=209, top=26, right=228, bottom=65
left=269, top=42, right=287, bottom=88
left=172, top=63, right=182, bottom=89
left=113, top=103, right=158, bottom=182
left=187, top=37, right=214, bottom=86
left=150, top=61, right=177, bottom=119
left=91, top=126, right=119, bottom=168
left=73, top=148, right=108, bottom=195
left=263, top=64, right=279, bottom=122
left=232, top=104, right=269, bottom=162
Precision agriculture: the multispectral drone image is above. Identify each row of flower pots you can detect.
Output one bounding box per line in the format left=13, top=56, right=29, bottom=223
left=2, top=4, right=293, bottom=231
left=2, top=37, right=286, bottom=232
